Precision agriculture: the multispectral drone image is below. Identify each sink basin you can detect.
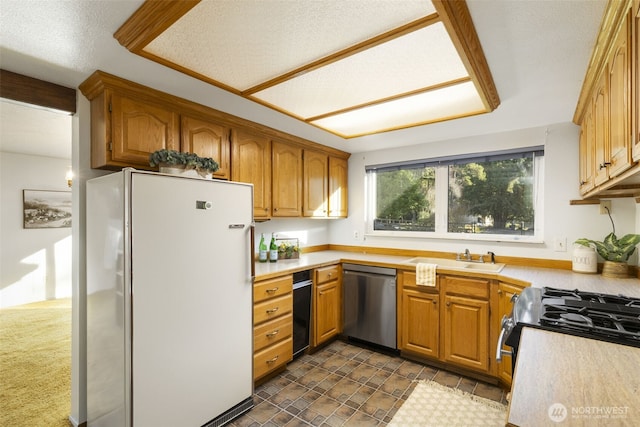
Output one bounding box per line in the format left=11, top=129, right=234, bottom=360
left=461, top=262, right=505, bottom=272
left=404, top=257, right=504, bottom=273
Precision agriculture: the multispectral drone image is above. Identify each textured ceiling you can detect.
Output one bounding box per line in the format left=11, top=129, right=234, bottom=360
left=0, top=0, right=607, bottom=155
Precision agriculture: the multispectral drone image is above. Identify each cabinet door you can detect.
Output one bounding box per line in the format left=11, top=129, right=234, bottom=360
left=442, top=294, right=489, bottom=372
left=111, top=93, right=179, bottom=167
left=400, top=288, right=439, bottom=358
left=328, top=156, right=348, bottom=218
left=181, top=115, right=230, bottom=180
left=272, top=141, right=302, bottom=217
left=633, top=1, right=640, bottom=160
left=594, top=70, right=610, bottom=186
left=609, top=11, right=633, bottom=178
left=313, top=280, right=341, bottom=346
left=496, top=282, right=525, bottom=386
left=303, top=150, right=328, bottom=217
left=579, top=103, right=596, bottom=195
left=231, top=130, right=271, bottom=219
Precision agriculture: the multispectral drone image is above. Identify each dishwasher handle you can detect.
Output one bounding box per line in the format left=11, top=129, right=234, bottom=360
left=343, top=270, right=396, bottom=286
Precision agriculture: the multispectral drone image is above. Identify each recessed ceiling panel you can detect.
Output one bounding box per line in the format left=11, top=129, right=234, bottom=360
left=144, top=0, right=436, bottom=90
left=252, top=23, right=468, bottom=119
left=310, top=81, right=485, bottom=137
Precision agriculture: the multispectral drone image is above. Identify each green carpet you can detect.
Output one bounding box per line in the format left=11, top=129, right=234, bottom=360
left=0, top=298, right=71, bottom=427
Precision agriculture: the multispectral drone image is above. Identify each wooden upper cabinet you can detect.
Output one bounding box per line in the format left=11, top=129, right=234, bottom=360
left=608, top=10, right=633, bottom=178
left=579, top=103, right=595, bottom=195
left=303, top=150, right=329, bottom=217
left=272, top=141, right=302, bottom=217
left=181, top=115, right=230, bottom=180
left=593, top=70, right=610, bottom=187
left=231, top=129, right=272, bottom=219
left=328, top=156, right=348, bottom=218
left=303, top=151, right=348, bottom=218
left=110, top=92, right=180, bottom=168
left=633, top=1, right=640, bottom=160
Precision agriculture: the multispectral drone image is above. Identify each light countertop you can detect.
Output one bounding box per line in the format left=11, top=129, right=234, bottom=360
left=255, top=250, right=640, bottom=297
left=507, top=328, right=640, bottom=427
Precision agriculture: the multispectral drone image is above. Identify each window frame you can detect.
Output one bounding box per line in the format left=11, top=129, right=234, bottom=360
left=365, top=147, right=545, bottom=243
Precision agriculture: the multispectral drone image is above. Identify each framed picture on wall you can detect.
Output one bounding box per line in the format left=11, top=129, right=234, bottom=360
left=23, top=189, right=72, bottom=229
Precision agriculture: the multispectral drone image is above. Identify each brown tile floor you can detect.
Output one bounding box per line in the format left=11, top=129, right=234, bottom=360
left=230, top=340, right=508, bottom=426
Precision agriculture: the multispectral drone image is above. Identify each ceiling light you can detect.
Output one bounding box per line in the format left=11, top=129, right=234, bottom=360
left=114, top=0, right=499, bottom=139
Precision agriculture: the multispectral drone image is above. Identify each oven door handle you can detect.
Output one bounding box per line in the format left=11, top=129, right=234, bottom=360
left=496, top=315, right=513, bottom=362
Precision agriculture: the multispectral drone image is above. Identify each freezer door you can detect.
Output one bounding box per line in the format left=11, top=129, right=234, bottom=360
left=130, top=173, right=253, bottom=427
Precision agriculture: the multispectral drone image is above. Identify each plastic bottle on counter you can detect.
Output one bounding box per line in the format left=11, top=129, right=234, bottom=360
left=269, top=233, right=278, bottom=263
left=258, top=233, right=268, bottom=263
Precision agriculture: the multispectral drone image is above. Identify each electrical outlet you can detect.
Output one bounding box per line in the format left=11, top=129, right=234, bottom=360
left=553, top=237, right=567, bottom=252
left=600, top=200, right=611, bottom=215
left=353, top=230, right=359, bottom=240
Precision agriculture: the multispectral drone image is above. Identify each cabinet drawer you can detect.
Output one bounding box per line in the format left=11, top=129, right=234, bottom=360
left=254, top=275, right=293, bottom=303
left=442, top=275, right=489, bottom=299
left=253, top=293, right=293, bottom=325
left=254, top=337, right=293, bottom=380
left=401, top=271, right=439, bottom=291
left=254, top=313, right=293, bottom=352
left=316, top=265, right=339, bottom=285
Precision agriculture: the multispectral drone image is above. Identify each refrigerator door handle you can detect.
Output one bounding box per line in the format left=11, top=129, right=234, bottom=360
left=250, top=223, right=255, bottom=281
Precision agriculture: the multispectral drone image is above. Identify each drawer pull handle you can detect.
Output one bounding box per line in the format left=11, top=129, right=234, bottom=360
left=266, top=355, right=279, bottom=364
left=266, top=329, right=280, bottom=338
left=266, top=287, right=279, bottom=294
left=266, top=307, right=279, bottom=314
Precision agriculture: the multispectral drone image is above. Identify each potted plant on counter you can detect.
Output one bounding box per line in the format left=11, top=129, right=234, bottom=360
left=575, top=232, right=640, bottom=278
left=149, top=149, right=219, bottom=178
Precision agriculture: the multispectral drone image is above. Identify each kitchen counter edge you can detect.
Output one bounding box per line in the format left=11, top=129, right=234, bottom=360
left=255, top=250, right=640, bottom=297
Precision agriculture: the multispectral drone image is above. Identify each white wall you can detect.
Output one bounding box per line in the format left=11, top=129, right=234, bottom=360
left=329, top=122, right=639, bottom=264
left=255, top=218, right=332, bottom=250
left=0, top=152, right=73, bottom=307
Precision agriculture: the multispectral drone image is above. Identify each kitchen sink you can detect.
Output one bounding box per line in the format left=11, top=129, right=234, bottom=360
left=404, top=257, right=505, bottom=273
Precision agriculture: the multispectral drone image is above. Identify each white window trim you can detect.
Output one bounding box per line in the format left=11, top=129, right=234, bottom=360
left=365, top=154, right=545, bottom=243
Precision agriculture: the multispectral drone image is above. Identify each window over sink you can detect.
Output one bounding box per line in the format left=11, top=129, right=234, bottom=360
left=365, top=147, right=544, bottom=242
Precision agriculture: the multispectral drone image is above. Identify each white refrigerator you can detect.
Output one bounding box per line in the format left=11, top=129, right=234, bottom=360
left=86, top=169, right=254, bottom=427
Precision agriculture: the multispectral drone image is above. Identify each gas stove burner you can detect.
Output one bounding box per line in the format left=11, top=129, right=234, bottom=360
left=541, top=287, right=640, bottom=308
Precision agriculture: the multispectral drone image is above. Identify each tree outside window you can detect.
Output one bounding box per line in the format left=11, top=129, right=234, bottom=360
left=367, top=148, right=542, bottom=240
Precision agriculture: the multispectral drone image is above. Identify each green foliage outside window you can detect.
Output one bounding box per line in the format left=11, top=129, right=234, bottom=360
left=371, top=151, right=538, bottom=236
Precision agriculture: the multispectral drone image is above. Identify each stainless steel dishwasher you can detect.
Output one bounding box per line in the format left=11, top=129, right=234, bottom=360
left=343, top=263, right=397, bottom=349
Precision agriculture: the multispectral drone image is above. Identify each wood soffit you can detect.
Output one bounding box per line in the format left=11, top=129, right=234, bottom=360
left=0, top=69, right=77, bottom=114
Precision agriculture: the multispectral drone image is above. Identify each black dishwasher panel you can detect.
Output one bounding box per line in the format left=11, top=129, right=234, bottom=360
left=292, top=270, right=312, bottom=358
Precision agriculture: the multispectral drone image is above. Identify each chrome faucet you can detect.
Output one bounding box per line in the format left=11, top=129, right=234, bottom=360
left=487, top=251, right=496, bottom=264
left=464, top=248, right=471, bottom=260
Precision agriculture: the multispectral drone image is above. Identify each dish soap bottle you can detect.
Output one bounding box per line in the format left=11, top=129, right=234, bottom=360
left=258, top=233, right=268, bottom=263
left=269, top=233, right=278, bottom=263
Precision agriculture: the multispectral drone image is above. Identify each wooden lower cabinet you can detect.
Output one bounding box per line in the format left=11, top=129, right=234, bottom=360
left=400, top=287, right=439, bottom=358
left=253, top=275, right=293, bottom=381
left=312, top=265, right=342, bottom=347
left=254, top=337, right=293, bottom=380
left=440, top=275, right=490, bottom=374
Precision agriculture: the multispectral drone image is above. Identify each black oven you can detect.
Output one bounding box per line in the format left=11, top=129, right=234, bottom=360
left=497, top=286, right=640, bottom=370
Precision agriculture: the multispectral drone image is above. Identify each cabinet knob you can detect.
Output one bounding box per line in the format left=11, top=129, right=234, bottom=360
left=432, top=300, right=437, bottom=305
left=446, top=301, right=451, bottom=307
left=497, top=289, right=502, bottom=295
left=274, top=208, right=278, bottom=212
